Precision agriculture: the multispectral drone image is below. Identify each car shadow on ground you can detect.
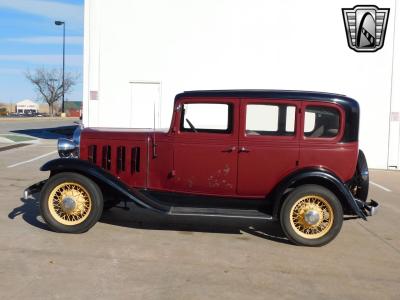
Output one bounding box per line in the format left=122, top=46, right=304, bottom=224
left=9, top=191, right=292, bottom=245
left=101, top=204, right=291, bottom=245
left=11, top=125, right=77, bottom=140
left=8, top=196, right=52, bottom=231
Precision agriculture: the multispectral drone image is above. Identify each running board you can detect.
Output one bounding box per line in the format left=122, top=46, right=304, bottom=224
left=168, top=206, right=273, bottom=220
left=135, top=189, right=273, bottom=219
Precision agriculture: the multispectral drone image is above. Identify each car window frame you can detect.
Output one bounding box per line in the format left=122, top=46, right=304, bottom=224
left=301, top=102, right=345, bottom=142
left=239, top=99, right=301, bottom=141
left=180, top=102, right=233, bottom=134
left=174, top=97, right=239, bottom=138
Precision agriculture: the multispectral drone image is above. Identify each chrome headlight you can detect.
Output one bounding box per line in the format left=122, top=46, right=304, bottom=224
left=58, top=138, right=77, bottom=158
left=58, top=126, right=82, bottom=158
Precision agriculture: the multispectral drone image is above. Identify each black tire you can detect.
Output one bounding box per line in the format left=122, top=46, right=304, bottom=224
left=40, top=172, right=103, bottom=233
left=355, top=150, right=369, bottom=201
left=280, top=185, right=343, bottom=247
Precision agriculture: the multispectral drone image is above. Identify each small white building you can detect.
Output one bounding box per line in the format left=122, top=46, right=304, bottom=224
left=16, top=99, right=39, bottom=114
left=83, top=0, right=400, bottom=170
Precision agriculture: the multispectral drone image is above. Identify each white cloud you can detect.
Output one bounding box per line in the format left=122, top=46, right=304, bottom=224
left=6, top=36, right=83, bottom=45
left=0, top=54, right=83, bottom=67
left=0, top=0, right=83, bottom=29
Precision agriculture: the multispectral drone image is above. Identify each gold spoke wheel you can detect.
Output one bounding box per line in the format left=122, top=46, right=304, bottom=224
left=289, top=195, right=334, bottom=239
left=48, top=182, right=92, bottom=226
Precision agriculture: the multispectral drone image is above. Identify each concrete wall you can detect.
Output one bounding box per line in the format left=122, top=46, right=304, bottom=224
left=83, top=0, right=400, bottom=169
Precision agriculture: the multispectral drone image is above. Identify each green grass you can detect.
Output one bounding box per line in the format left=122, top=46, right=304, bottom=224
left=1, top=134, right=36, bottom=142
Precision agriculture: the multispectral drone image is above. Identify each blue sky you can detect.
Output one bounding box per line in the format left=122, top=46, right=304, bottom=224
left=0, top=0, right=84, bottom=104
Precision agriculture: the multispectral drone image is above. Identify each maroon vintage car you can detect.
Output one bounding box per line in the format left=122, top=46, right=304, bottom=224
left=26, top=90, right=378, bottom=246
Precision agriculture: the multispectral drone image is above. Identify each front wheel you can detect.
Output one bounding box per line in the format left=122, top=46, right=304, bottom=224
left=40, top=172, right=103, bottom=233
left=280, top=185, right=343, bottom=246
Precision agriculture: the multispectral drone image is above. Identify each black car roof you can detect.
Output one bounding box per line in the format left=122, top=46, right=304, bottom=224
left=175, top=89, right=357, bottom=105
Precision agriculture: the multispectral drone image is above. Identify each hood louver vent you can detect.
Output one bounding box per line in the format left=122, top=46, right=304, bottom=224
left=87, top=144, right=141, bottom=175
left=102, top=145, right=111, bottom=170
left=131, top=147, right=140, bottom=173
left=88, top=145, right=97, bottom=164
left=117, top=146, right=126, bottom=173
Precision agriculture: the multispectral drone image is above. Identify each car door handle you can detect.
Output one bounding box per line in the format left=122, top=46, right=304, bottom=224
left=222, top=146, right=236, bottom=153
left=239, top=147, right=250, bottom=153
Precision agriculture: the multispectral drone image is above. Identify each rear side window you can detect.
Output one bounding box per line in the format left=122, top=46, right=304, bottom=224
left=304, top=106, right=340, bottom=138
left=181, top=103, right=232, bottom=133
left=246, top=104, right=296, bottom=136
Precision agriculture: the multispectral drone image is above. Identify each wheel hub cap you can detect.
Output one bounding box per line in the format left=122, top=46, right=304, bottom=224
left=304, top=209, right=320, bottom=225
left=61, top=197, right=77, bottom=213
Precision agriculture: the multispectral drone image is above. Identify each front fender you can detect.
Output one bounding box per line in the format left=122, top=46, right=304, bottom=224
left=40, top=158, right=169, bottom=212
left=271, top=168, right=367, bottom=220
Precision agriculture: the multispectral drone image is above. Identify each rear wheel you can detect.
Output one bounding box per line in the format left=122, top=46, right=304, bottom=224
left=280, top=185, right=343, bottom=246
left=40, top=172, right=103, bottom=233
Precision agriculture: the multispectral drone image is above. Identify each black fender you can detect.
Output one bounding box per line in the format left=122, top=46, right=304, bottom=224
left=270, top=168, right=367, bottom=220
left=354, top=149, right=369, bottom=202
left=41, top=158, right=169, bottom=213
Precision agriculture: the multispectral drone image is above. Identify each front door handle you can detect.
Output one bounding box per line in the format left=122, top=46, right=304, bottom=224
left=222, top=146, right=236, bottom=153
left=239, top=147, right=250, bottom=153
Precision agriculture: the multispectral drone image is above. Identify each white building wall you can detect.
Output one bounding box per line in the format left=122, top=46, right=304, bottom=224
left=16, top=99, right=39, bottom=113
left=83, top=0, right=399, bottom=169
left=388, top=0, right=400, bottom=168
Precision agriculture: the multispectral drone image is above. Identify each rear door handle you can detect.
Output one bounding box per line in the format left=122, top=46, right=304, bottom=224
left=239, top=147, right=250, bottom=153
left=222, top=146, right=236, bottom=153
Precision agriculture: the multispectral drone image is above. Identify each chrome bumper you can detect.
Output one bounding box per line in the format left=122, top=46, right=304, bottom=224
left=355, top=199, right=379, bottom=217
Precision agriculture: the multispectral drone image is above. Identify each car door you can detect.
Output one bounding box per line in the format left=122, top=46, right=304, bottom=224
left=171, top=98, right=239, bottom=196
left=237, top=99, right=300, bottom=197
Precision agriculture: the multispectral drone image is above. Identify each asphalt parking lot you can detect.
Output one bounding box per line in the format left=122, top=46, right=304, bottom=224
left=0, top=119, right=399, bottom=300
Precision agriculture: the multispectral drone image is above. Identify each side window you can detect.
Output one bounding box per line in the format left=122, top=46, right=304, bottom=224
left=181, top=103, right=232, bottom=133
left=246, top=104, right=296, bottom=136
left=304, top=106, right=340, bottom=138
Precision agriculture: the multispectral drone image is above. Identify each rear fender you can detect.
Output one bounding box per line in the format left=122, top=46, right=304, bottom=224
left=270, top=168, right=367, bottom=220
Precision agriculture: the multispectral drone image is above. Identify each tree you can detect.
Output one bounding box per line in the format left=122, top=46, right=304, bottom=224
left=0, top=102, right=8, bottom=116
left=0, top=107, right=7, bottom=116
left=25, top=68, right=77, bottom=116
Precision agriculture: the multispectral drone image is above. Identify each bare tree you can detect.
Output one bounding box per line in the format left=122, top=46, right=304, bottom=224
left=25, top=68, right=77, bottom=116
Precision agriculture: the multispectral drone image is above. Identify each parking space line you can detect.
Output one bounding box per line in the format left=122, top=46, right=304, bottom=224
left=370, top=181, right=392, bottom=192
left=7, top=151, right=57, bottom=168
